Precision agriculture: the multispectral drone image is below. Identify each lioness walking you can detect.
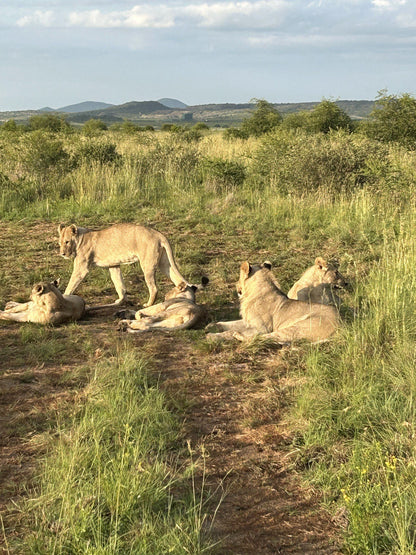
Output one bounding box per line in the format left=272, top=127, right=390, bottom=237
left=0, top=280, right=85, bottom=325
left=58, top=223, right=189, bottom=308
left=207, top=261, right=340, bottom=343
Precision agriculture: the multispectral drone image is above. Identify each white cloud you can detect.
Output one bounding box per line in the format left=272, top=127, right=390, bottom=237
left=16, top=1, right=290, bottom=30
left=372, top=0, right=407, bottom=9
left=184, top=1, right=289, bottom=28
left=68, top=6, right=175, bottom=28
left=17, top=10, right=55, bottom=27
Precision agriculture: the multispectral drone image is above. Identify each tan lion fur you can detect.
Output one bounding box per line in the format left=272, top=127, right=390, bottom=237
left=0, top=280, right=85, bottom=325
left=207, top=262, right=340, bottom=343
left=118, top=277, right=208, bottom=333
left=58, top=223, right=189, bottom=309
left=287, top=257, right=348, bottom=308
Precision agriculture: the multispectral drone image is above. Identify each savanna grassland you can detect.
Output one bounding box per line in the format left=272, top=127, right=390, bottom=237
left=2, top=97, right=416, bottom=554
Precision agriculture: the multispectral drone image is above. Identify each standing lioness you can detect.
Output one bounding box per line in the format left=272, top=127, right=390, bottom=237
left=207, top=262, right=340, bottom=343
left=58, top=223, right=188, bottom=307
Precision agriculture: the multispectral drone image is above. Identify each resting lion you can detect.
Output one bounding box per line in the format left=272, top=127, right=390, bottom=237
left=58, top=223, right=189, bottom=309
left=287, top=257, right=348, bottom=308
left=118, top=277, right=209, bottom=333
left=0, top=280, right=85, bottom=325
left=206, top=262, right=339, bottom=343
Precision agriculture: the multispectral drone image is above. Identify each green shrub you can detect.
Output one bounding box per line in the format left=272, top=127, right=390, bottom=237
left=17, top=130, right=71, bottom=179
left=82, top=118, right=108, bottom=137
left=74, top=140, right=121, bottom=166
left=360, top=90, right=416, bottom=149
left=223, top=127, right=249, bottom=140
left=201, top=157, right=246, bottom=191
left=241, top=99, right=282, bottom=137
left=251, top=128, right=390, bottom=195
left=306, top=99, right=352, bottom=134
left=192, top=122, right=209, bottom=131
left=29, top=113, right=70, bottom=133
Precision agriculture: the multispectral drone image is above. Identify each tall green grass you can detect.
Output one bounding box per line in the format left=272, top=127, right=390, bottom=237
left=19, top=347, right=213, bottom=554
left=293, top=218, right=416, bottom=553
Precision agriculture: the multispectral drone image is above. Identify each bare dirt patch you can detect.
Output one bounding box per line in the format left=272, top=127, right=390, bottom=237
left=131, top=333, right=342, bottom=554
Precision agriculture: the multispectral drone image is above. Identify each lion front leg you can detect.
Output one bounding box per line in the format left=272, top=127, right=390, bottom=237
left=0, top=309, right=30, bottom=322
left=3, top=301, right=31, bottom=313
left=205, top=319, right=257, bottom=342
left=64, top=260, right=89, bottom=295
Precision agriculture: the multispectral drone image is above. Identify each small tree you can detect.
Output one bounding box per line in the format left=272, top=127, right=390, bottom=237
left=29, top=113, right=70, bottom=133
left=1, top=119, right=19, bottom=132
left=362, top=90, right=416, bottom=149
left=82, top=119, right=108, bottom=137
left=241, top=99, right=282, bottom=137
left=306, top=99, right=352, bottom=134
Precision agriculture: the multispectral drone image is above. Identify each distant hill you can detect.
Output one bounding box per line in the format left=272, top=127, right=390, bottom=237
left=0, top=99, right=376, bottom=126
left=158, top=98, right=188, bottom=109
left=105, top=101, right=169, bottom=115
left=56, top=101, right=114, bottom=113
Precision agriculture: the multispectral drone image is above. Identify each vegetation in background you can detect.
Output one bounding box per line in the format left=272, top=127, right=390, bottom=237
left=360, top=90, right=416, bottom=149
left=2, top=91, right=416, bottom=553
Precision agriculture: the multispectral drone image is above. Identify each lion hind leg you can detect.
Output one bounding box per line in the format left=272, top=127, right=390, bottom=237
left=143, top=269, right=158, bottom=307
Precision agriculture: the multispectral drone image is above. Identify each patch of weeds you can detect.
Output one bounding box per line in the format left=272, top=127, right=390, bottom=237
left=17, top=370, right=36, bottom=384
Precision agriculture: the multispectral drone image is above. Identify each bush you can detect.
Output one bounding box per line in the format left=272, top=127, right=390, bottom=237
left=74, top=140, right=121, bottom=165
left=192, top=122, right=209, bottom=131
left=17, top=130, right=71, bottom=179
left=82, top=119, right=108, bottom=137
left=0, top=119, right=19, bottom=133
left=223, top=127, right=249, bottom=140
left=201, top=157, right=246, bottom=191
left=241, top=99, right=282, bottom=137
left=361, top=90, right=416, bottom=149
left=306, top=99, right=352, bottom=134
left=29, top=113, right=70, bottom=133
left=251, top=128, right=390, bottom=195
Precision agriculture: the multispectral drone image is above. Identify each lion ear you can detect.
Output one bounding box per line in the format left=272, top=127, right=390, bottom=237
left=315, top=257, right=327, bottom=269
left=52, top=278, right=60, bottom=288
left=262, top=261, right=272, bottom=271
left=58, top=224, right=65, bottom=235
left=70, top=224, right=78, bottom=236
left=241, top=261, right=251, bottom=277
left=35, top=284, right=44, bottom=294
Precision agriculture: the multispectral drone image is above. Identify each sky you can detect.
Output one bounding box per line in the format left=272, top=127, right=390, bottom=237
left=1, top=0, right=416, bottom=111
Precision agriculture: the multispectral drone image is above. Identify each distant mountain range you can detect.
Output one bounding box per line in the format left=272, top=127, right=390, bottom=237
left=38, top=98, right=187, bottom=114
left=0, top=98, right=375, bottom=126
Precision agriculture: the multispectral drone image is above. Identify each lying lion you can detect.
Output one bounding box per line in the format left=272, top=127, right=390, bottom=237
left=287, top=257, right=348, bottom=308
left=118, top=277, right=209, bottom=333
left=0, top=280, right=85, bottom=325
left=58, top=223, right=190, bottom=309
left=206, top=262, right=339, bottom=343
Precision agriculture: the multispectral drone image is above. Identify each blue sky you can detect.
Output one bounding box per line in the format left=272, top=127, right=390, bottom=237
left=1, top=0, right=416, bottom=110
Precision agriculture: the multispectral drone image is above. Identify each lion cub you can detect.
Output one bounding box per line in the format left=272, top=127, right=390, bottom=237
left=207, top=262, right=339, bottom=343
left=287, top=257, right=348, bottom=308
left=0, top=280, right=85, bottom=325
left=118, top=277, right=209, bottom=333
